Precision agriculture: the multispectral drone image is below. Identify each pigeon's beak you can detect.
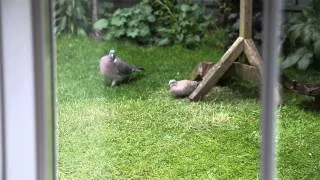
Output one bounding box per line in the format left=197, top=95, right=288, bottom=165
left=109, top=53, right=115, bottom=60
left=168, top=80, right=176, bottom=88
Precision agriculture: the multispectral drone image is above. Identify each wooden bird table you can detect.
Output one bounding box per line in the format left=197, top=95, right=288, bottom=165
left=189, top=0, right=263, bottom=101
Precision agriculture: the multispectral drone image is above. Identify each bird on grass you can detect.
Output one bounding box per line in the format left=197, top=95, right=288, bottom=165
left=99, top=49, right=144, bottom=87
left=168, top=79, right=199, bottom=98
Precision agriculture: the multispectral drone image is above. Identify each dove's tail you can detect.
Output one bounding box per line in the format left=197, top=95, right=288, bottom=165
left=132, top=66, right=144, bottom=72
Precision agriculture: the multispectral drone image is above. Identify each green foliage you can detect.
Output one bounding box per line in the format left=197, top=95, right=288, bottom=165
left=55, top=0, right=114, bottom=36
left=94, top=3, right=155, bottom=44
left=150, top=1, right=213, bottom=48
left=94, top=1, right=213, bottom=48
left=55, top=0, right=90, bottom=36
left=281, top=0, right=320, bottom=70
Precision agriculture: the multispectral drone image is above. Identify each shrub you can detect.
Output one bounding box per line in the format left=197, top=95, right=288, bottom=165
left=150, top=1, right=213, bottom=48
left=281, top=0, right=320, bottom=70
left=94, top=0, right=213, bottom=48
left=94, top=3, right=155, bottom=44
left=54, top=0, right=114, bottom=36
left=55, top=0, right=90, bottom=36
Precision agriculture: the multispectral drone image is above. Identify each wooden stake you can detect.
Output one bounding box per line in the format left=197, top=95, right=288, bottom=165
left=189, top=37, right=244, bottom=101
left=244, top=39, right=263, bottom=73
left=240, top=0, right=252, bottom=38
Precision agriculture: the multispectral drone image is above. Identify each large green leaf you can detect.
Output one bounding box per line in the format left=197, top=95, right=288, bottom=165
left=60, top=16, right=67, bottom=31
left=180, top=4, right=190, bottom=12
left=157, top=38, right=170, bottom=46
left=104, top=33, right=113, bottom=40
left=314, top=40, right=320, bottom=59
left=139, top=24, right=150, bottom=36
left=119, top=8, right=131, bottom=17
left=113, top=29, right=125, bottom=37
left=76, top=6, right=85, bottom=19
left=297, top=52, right=313, bottom=70
left=281, top=47, right=307, bottom=69
left=111, top=16, right=126, bottom=26
left=142, top=4, right=152, bottom=14
left=312, top=31, right=320, bottom=42
left=128, top=19, right=140, bottom=27
left=288, top=23, right=304, bottom=44
left=77, top=28, right=87, bottom=36
left=113, top=9, right=122, bottom=16
left=66, top=5, right=72, bottom=16
left=127, top=28, right=139, bottom=38
left=302, top=24, right=313, bottom=44
left=147, top=15, right=156, bottom=22
left=93, top=19, right=109, bottom=30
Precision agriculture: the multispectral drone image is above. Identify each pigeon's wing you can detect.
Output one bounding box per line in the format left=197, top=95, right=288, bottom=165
left=114, top=58, right=134, bottom=76
left=180, top=80, right=199, bottom=95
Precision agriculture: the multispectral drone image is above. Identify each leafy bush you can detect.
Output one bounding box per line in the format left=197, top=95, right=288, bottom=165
left=54, top=0, right=114, bottom=36
left=281, top=0, right=320, bottom=70
left=150, top=1, right=213, bottom=48
left=94, top=0, right=213, bottom=48
left=55, top=0, right=90, bottom=36
left=94, top=3, right=155, bottom=44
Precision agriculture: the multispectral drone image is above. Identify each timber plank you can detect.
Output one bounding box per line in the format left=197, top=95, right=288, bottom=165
left=189, top=37, right=244, bottom=101
left=244, top=39, right=263, bottom=73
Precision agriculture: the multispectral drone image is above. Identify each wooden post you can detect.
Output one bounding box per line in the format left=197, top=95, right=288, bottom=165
left=239, top=0, right=253, bottom=65
left=240, top=0, right=252, bottom=38
left=189, top=37, right=244, bottom=100
left=244, top=39, right=263, bottom=73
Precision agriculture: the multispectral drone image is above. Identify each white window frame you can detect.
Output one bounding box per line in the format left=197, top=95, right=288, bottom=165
left=0, top=0, right=56, bottom=180
left=0, top=0, right=282, bottom=179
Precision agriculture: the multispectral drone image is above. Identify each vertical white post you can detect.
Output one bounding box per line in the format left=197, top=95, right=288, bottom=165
left=261, top=0, right=283, bottom=179
left=0, top=1, right=4, bottom=178
left=0, top=1, right=4, bottom=176
left=0, top=0, right=56, bottom=179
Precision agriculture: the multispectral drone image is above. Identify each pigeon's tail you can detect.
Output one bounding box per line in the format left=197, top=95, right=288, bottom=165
left=132, top=66, right=144, bottom=72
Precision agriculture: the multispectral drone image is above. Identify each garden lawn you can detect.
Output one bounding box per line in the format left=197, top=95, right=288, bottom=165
left=57, top=36, right=320, bottom=179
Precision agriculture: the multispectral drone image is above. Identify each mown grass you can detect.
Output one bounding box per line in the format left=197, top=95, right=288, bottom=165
left=57, top=35, right=320, bottom=179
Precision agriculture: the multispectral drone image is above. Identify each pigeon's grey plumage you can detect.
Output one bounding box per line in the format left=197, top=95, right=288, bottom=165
left=99, top=49, right=144, bottom=87
left=168, top=79, right=199, bottom=98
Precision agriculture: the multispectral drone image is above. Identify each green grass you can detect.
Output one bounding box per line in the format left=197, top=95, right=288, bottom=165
left=57, top=36, right=320, bottom=179
left=277, top=69, right=320, bottom=179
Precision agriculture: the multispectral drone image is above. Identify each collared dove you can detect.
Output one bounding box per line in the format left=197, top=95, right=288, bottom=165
left=168, top=79, right=199, bottom=98
left=99, top=49, right=144, bottom=87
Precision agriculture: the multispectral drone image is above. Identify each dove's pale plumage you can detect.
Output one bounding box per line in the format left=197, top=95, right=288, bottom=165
left=99, top=49, right=144, bottom=87
left=168, top=79, right=199, bottom=98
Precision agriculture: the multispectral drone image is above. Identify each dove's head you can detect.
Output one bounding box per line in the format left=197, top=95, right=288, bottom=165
left=108, top=49, right=116, bottom=60
left=168, top=79, right=177, bottom=88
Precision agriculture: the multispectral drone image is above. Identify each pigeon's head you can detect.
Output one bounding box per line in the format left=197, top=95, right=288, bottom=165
left=168, top=79, right=177, bottom=88
left=108, top=49, right=116, bottom=60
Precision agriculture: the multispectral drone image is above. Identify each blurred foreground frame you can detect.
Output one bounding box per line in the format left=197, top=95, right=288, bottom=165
left=0, top=0, right=56, bottom=180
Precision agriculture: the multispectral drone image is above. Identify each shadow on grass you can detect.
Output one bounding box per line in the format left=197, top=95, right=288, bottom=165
left=99, top=75, right=170, bottom=102
left=203, top=77, right=260, bottom=103
left=299, top=99, right=320, bottom=113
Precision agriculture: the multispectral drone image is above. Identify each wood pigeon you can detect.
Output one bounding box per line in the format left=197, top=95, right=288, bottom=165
left=168, top=79, right=199, bottom=98
left=99, top=49, right=144, bottom=87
